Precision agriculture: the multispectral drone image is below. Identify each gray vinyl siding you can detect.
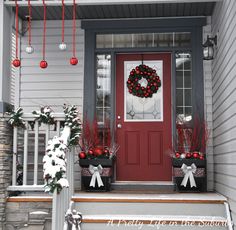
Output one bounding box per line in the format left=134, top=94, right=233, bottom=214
left=20, top=20, right=84, bottom=113
left=19, top=20, right=84, bottom=190
left=211, top=0, right=236, bottom=226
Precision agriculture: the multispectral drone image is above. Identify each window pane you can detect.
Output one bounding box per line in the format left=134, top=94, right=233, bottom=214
left=176, top=89, right=183, bottom=106
left=96, top=32, right=191, bottom=49
left=113, top=34, right=132, bottom=48
left=176, top=71, right=183, bottom=88
left=175, top=52, right=192, bottom=120
left=96, top=54, right=111, bottom=125
left=174, top=32, right=191, bottom=47
left=96, top=34, right=112, bottom=48
left=133, top=33, right=154, bottom=47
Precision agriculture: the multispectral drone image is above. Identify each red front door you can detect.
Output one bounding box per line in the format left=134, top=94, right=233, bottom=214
left=116, top=53, right=172, bottom=181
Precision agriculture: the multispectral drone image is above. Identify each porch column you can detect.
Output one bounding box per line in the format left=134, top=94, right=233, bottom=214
left=0, top=1, right=12, bottom=113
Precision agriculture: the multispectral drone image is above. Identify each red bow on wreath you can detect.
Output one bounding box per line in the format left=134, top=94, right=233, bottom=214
left=127, top=64, right=161, bottom=98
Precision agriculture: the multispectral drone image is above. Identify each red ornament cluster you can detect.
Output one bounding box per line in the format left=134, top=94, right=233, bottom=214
left=79, top=146, right=111, bottom=159
left=174, top=151, right=205, bottom=160
left=127, top=64, right=161, bottom=98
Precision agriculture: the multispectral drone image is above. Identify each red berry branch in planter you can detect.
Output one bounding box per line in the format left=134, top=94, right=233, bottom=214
left=174, top=115, right=210, bottom=160
left=79, top=119, right=119, bottom=160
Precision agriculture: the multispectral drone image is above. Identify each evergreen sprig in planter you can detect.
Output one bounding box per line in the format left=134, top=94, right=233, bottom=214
left=172, top=152, right=207, bottom=192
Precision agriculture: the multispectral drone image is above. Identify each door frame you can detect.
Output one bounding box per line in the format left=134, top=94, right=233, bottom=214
left=82, top=18, right=206, bottom=182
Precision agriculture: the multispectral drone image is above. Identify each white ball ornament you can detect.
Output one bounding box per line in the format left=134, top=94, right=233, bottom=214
left=59, top=42, right=67, bottom=51
left=180, top=153, right=186, bottom=159
left=25, top=45, right=34, bottom=54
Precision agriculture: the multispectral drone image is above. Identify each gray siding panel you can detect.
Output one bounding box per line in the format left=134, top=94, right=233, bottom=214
left=19, top=20, right=84, bottom=190
left=212, top=0, right=236, bottom=225
left=20, top=20, right=84, bottom=113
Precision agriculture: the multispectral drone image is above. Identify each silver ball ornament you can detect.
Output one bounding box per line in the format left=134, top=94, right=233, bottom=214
left=180, top=153, right=186, bottom=159
left=25, top=45, right=34, bottom=54
left=59, top=42, right=67, bottom=51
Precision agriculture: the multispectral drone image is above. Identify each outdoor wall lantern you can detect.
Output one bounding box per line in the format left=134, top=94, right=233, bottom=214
left=203, top=35, right=217, bottom=60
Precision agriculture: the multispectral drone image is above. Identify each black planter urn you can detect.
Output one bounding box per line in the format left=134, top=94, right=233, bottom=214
left=172, top=158, right=207, bottom=192
left=79, top=158, right=113, bottom=192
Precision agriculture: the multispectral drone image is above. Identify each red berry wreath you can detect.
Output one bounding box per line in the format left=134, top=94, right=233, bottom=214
left=126, top=64, right=161, bottom=98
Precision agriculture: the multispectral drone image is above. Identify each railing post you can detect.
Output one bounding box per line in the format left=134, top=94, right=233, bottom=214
left=33, top=121, right=39, bottom=185
left=12, top=126, right=17, bottom=186
left=23, top=121, right=28, bottom=185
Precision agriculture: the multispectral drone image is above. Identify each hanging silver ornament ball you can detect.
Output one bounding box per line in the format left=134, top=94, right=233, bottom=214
left=25, top=45, right=34, bottom=54
left=59, top=42, right=67, bottom=51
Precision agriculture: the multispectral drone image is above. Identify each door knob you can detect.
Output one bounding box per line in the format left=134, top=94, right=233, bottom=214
left=117, top=123, right=122, bottom=128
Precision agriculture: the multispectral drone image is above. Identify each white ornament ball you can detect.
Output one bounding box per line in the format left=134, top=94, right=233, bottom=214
left=180, top=153, right=186, bottom=159
left=25, top=45, right=34, bottom=54
left=59, top=42, right=67, bottom=51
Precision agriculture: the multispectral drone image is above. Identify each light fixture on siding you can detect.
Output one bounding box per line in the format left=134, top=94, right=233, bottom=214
left=59, top=0, right=67, bottom=51
left=25, top=0, right=34, bottom=54
left=203, top=35, right=217, bottom=60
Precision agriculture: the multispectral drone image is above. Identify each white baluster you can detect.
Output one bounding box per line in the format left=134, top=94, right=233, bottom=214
left=45, top=124, right=50, bottom=146
left=23, top=121, right=28, bottom=185
left=12, top=127, right=18, bottom=186
left=34, top=121, right=39, bottom=185
left=56, top=120, right=60, bottom=136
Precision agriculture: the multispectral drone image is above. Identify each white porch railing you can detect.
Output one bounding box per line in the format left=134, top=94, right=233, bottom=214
left=8, top=113, right=66, bottom=191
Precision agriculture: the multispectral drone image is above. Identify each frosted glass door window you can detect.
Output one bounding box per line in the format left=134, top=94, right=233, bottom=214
left=124, top=61, right=163, bottom=122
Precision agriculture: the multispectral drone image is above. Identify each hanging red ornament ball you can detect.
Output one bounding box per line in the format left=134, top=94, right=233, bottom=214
left=40, top=60, right=48, bottom=69
left=70, top=57, right=78, bottom=65
left=79, top=151, right=86, bottom=159
left=193, top=152, right=199, bottom=159
left=12, top=59, right=21, bottom=67
left=88, top=149, right=94, bottom=155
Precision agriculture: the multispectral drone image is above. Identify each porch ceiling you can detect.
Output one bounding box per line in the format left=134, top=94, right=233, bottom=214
left=13, top=2, right=217, bottom=20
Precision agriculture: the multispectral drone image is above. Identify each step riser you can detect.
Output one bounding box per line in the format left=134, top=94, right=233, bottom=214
left=74, top=202, right=226, bottom=217
left=81, top=223, right=228, bottom=230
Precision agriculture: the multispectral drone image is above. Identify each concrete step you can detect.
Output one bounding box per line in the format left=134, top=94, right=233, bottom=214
left=81, top=214, right=228, bottom=230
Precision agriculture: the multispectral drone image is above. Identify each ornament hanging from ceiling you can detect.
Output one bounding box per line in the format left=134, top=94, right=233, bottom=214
left=12, top=0, right=21, bottom=67
left=59, top=0, right=67, bottom=51
left=40, top=0, right=48, bottom=69
left=25, top=0, right=34, bottom=54
left=70, top=0, right=78, bottom=65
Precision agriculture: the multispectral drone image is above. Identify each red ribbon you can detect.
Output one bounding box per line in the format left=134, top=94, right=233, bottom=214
left=27, top=0, right=32, bottom=46
left=43, top=0, right=47, bottom=60
left=62, top=0, right=65, bottom=43
left=72, top=0, right=76, bottom=57
left=15, top=0, right=19, bottom=58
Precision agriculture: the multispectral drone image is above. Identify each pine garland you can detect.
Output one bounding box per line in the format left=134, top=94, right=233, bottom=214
left=32, top=106, right=55, bottom=126
left=7, top=107, right=26, bottom=128
left=63, top=105, right=82, bottom=146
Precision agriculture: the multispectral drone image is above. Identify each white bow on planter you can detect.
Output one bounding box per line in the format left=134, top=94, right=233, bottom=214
left=181, top=163, right=197, bottom=188
left=89, top=164, right=104, bottom=187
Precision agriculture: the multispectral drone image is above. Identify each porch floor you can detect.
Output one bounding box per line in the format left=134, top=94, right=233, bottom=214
left=7, top=192, right=227, bottom=203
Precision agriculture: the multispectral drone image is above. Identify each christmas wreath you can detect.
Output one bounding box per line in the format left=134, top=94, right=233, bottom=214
left=127, top=64, right=161, bottom=98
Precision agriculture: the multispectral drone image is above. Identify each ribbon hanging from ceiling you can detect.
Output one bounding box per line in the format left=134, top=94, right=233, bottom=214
left=59, top=0, right=67, bottom=51
left=12, top=0, right=21, bottom=67
left=25, top=0, right=34, bottom=54
left=40, top=0, right=48, bottom=68
left=70, top=0, right=78, bottom=65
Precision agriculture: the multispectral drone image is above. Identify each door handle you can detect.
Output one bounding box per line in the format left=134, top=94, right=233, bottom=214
left=117, top=123, right=122, bottom=128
